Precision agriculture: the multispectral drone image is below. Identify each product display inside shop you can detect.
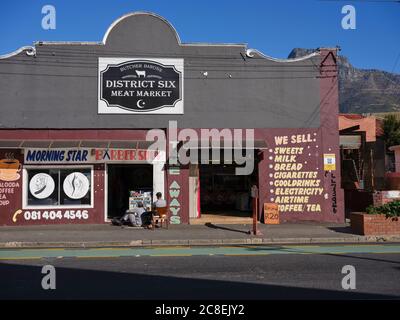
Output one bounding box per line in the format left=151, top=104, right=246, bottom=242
left=107, top=164, right=153, bottom=219
left=199, top=164, right=258, bottom=218
left=129, top=190, right=152, bottom=211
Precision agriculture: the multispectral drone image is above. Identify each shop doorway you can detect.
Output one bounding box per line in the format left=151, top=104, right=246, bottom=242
left=107, top=164, right=153, bottom=219
left=197, top=163, right=258, bottom=223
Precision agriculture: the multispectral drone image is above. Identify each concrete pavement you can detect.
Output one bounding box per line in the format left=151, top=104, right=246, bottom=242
left=1, top=222, right=400, bottom=248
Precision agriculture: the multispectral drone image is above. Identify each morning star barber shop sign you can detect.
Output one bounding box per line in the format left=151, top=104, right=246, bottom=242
left=98, top=58, right=184, bottom=114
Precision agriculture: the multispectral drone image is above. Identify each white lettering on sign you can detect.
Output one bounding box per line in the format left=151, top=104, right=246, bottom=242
left=0, top=182, right=19, bottom=207
left=169, top=180, right=181, bottom=224
left=20, top=210, right=89, bottom=222
left=269, top=132, right=323, bottom=213
left=98, top=58, right=184, bottom=114
left=0, top=153, right=21, bottom=209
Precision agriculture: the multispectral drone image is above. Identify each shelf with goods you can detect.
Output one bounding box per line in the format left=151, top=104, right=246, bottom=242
left=128, top=190, right=152, bottom=211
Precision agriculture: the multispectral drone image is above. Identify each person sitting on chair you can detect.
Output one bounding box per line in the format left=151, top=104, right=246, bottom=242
left=153, top=192, right=167, bottom=208
left=151, top=192, right=167, bottom=228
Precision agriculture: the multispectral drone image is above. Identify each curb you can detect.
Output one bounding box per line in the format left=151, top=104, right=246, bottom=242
left=1, top=235, right=400, bottom=248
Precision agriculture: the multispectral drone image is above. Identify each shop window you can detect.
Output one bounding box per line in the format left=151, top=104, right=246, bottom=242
left=26, top=167, right=92, bottom=207
left=27, top=169, right=59, bottom=206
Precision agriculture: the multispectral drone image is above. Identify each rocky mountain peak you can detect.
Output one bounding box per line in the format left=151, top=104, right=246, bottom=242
left=288, top=48, right=400, bottom=113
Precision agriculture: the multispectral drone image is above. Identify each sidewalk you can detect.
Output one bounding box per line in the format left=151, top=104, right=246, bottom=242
left=1, top=222, right=399, bottom=248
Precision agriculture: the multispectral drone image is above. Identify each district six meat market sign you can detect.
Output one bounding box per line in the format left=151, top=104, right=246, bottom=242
left=98, top=58, right=184, bottom=114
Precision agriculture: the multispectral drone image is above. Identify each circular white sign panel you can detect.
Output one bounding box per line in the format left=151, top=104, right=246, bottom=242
left=29, top=173, right=55, bottom=199
left=63, top=172, right=90, bottom=199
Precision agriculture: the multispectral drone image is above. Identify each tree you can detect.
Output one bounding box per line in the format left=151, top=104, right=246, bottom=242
left=383, top=115, right=400, bottom=151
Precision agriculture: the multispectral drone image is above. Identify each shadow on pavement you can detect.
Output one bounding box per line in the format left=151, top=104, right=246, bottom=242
left=226, top=244, right=400, bottom=265
left=327, top=226, right=355, bottom=235
left=204, top=223, right=251, bottom=235
left=0, top=262, right=396, bottom=300
left=318, top=252, right=400, bottom=265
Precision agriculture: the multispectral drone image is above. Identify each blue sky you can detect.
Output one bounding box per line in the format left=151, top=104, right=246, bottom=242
left=0, top=0, right=399, bottom=73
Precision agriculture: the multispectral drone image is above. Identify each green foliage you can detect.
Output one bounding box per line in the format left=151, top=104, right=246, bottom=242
left=366, top=200, right=400, bottom=218
left=383, top=115, right=400, bottom=150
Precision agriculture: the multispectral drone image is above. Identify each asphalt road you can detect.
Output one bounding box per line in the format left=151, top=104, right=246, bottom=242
left=1, top=245, right=400, bottom=300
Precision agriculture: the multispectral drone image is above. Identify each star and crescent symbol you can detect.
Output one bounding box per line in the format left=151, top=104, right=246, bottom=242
left=136, top=99, right=146, bottom=108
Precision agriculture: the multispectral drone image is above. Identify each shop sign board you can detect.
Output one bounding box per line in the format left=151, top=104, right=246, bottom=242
left=12, top=209, right=90, bottom=224
left=0, top=151, right=22, bottom=211
left=169, top=180, right=181, bottom=224
left=93, top=148, right=163, bottom=162
left=98, top=58, right=184, bottom=114
left=264, top=203, right=280, bottom=224
left=24, top=149, right=90, bottom=164
left=24, top=148, right=164, bottom=164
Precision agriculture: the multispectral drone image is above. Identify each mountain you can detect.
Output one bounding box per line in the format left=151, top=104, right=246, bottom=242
left=288, top=48, right=400, bottom=114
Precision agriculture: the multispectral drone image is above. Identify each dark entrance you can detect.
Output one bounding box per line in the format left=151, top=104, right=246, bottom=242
left=107, top=164, right=153, bottom=219
left=199, top=163, right=258, bottom=218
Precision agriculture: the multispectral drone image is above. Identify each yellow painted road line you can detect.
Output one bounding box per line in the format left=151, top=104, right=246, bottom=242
left=342, top=244, right=384, bottom=247
left=90, top=248, right=131, bottom=251
left=223, top=252, right=313, bottom=256
left=150, top=254, right=192, bottom=257
left=287, top=245, right=321, bottom=248
left=76, top=256, right=119, bottom=259
left=0, top=248, right=66, bottom=251
left=224, top=253, right=270, bottom=256
left=0, top=257, right=41, bottom=260
left=155, top=246, right=191, bottom=250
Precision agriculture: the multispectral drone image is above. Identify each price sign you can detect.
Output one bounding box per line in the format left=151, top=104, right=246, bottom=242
left=264, top=203, right=280, bottom=224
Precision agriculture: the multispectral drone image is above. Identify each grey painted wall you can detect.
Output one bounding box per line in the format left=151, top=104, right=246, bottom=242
left=0, top=12, right=321, bottom=129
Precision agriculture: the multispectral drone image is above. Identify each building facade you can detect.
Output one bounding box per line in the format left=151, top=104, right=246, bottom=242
left=0, top=12, right=344, bottom=226
left=339, top=114, right=386, bottom=216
